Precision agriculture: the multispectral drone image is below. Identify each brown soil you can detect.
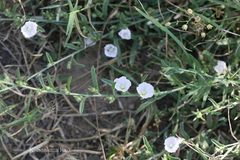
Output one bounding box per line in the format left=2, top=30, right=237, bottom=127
left=0, top=22, right=140, bottom=160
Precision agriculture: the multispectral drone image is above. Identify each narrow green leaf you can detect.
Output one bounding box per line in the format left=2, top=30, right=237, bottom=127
left=134, top=7, right=189, bottom=53
left=40, top=4, right=67, bottom=10
left=102, top=0, right=109, bottom=18
left=209, top=0, right=240, bottom=11
left=136, top=94, right=165, bottom=113
left=113, top=38, right=122, bottom=65
left=65, top=0, right=79, bottom=45
left=110, top=65, right=137, bottom=84
left=137, top=87, right=185, bottom=113
left=79, top=97, right=87, bottom=113
left=16, top=68, right=21, bottom=80
left=67, top=0, right=74, bottom=10
left=46, top=52, right=54, bottom=64
left=66, top=76, right=72, bottom=91
left=91, top=66, right=99, bottom=91
left=4, top=110, right=41, bottom=128
left=65, top=11, right=77, bottom=44
left=37, top=74, right=46, bottom=88
left=129, top=39, right=139, bottom=66
left=101, top=78, right=114, bottom=86
left=143, top=136, right=153, bottom=154
left=46, top=74, right=54, bottom=88
left=0, top=99, right=16, bottom=116
left=24, top=92, right=32, bottom=113
left=195, top=12, right=240, bottom=37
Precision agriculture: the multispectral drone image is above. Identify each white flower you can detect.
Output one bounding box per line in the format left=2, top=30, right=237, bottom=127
left=164, top=136, right=182, bottom=153
left=118, top=28, right=131, bottom=40
left=217, top=38, right=229, bottom=46
left=147, top=21, right=153, bottom=26
left=165, top=22, right=171, bottom=27
left=114, top=76, right=131, bottom=92
left=201, top=32, right=206, bottom=38
left=214, top=60, right=227, bottom=75
left=187, top=8, right=193, bottom=15
left=21, top=21, right=38, bottom=39
left=182, top=24, right=188, bottom=31
left=207, top=24, right=213, bottom=30
left=104, top=44, right=118, bottom=58
left=84, top=37, right=96, bottom=47
left=136, top=82, right=154, bottom=99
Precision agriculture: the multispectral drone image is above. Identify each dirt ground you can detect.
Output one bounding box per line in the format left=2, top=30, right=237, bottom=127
left=0, top=21, right=145, bottom=160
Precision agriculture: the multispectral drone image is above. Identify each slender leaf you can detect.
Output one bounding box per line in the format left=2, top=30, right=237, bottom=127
left=91, top=66, right=99, bottom=91
left=79, top=97, right=87, bottom=113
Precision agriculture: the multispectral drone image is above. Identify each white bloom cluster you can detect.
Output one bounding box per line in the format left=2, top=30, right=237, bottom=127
left=104, top=28, right=132, bottom=58
left=105, top=28, right=154, bottom=98
left=21, top=21, right=38, bottom=39
left=114, top=77, right=154, bottom=99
